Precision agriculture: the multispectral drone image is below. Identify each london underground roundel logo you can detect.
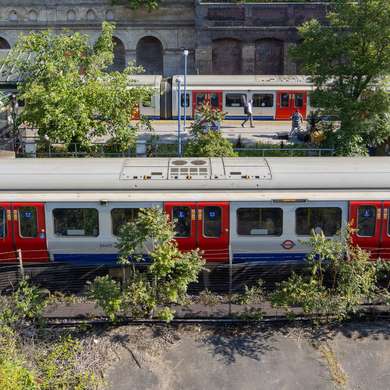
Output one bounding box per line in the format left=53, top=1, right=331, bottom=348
left=282, top=240, right=295, bottom=250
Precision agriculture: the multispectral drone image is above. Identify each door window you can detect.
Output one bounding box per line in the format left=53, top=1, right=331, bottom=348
left=111, top=208, right=139, bottom=236
left=53, top=208, right=99, bottom=237
left=280, top=93, right=289, bottom=108
left=237, top=208, right=283, bottom=236
left=295, top=94, right=304, bottom=108
left=0, top=208, right=6, bottom=238
left=209, top=93, right=219, bottom=108
left=181, top=93, right=190, bottom=107
left=18, top=207, right=38, bottom=238
left=296, top=207, right=341, bottom=236
left=357, top=206, right=376, bottom=237
left=203, top=207, right=222, bottom=238
left=196, top=94, right=206, bottom=106
left=172, top=207, right=191, bottom=237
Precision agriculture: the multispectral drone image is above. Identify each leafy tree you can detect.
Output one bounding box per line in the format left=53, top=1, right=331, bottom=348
left=112, top=0, right=160, bottom=11
left=292, top=0, right=390, bottom=155
left=89, top=208, right=204, bottom=322
left=1, top=22, right=150, bottom=150
left=185, top=123, right=237, bottom=157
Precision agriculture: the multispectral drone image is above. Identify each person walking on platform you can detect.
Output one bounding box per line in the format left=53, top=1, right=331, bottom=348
left=241, top=98, right=254, bottom=128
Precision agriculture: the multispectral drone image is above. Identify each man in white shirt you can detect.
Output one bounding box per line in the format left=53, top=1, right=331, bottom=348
left=241, top=98, right=254, bottom=128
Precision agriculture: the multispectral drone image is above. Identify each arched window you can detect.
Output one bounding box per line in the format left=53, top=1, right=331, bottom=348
left=212, top=39, right=242, bottom=75
left=136, top=36, right=163, bottom=75
left=108, top=37, right=126, bottom=72
left=86, top=9, right=97, bottom=21
left=0, top=37, right=11, bottom=50
left=67, top=10, right=76, bottom=22
left=105, top=10, right=114, bottom=21
left=8, top=11, right=18, bottom=22
left=28, top=10, right=38, bottom=21
left=255, top=39, right=284, bottom=75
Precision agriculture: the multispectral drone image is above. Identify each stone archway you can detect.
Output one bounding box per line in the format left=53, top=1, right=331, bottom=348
left=108, top=37, right=126, bottom=72
left=212, top=39, right=242, bottom=75
left=136, top=36, right=164, bottom=75
left=255, top=39, right=284, bottom=75
left=0, top=37, right=10, bottom=50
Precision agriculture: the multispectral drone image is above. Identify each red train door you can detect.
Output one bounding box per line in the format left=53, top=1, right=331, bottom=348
left=12, top=203, right=49, bottom=263
left=350, top=201, right=382, bottom=258
left=275, top=91, right=307, bottom=120
left=164, top=202, right=229, bottom=263
left=192, top=91, right=223, bottom=116
left=380, top=202, right=390, bottom=259
left=0, top=203, right=16, bottom=262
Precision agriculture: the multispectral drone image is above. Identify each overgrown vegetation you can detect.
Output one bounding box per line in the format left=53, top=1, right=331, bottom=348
left=271, top=227, right=383, bottom=322
left=1, top=22, right=150, bottom=151
left=292, top=0, right=390, bottom=155
left=0, top=280, right=99, bottom=389
left=89, top=208, right=205, bottom=322
left=112, top=0, right=160, bottom=11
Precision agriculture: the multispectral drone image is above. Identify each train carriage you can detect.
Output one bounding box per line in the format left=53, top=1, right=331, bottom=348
left=1, top=157, right=390, bottom=265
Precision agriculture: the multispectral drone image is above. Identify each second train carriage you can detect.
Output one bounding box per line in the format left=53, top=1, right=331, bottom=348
left=1, top=157, right=390, bottom=265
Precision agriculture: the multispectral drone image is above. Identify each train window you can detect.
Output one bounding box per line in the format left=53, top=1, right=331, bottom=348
left=111, top=208, right=140, bottom=236
left=253, top=94, right=274, bottom=108
left=357, top=206, right=376, bottom=237
left=296, top=207, right=341, bottom=236
left=172, top=206, right=191, bottom=237
left=196, top=94, right=206, bottom=106
left=181, top=93, right=190, bottom=107
left=225, top=94, right=246, bottom=107
left=237, top=208, right=283, bottom=236
left=18, top=207, right=38, bottom=238
left=295, top=94, right=304, bottom=108
left=203, top=206, right=222, bottom=238
left=0, top=208, right=6, bottom=238
left=280, top=93, right=289, bottom=108
left=210, top=93, right=219, bottom=108
left=53, top=208, right=99, bottom=237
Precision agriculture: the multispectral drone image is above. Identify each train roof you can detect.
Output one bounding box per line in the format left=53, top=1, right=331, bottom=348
left=1, top=157, right=390, bottom=191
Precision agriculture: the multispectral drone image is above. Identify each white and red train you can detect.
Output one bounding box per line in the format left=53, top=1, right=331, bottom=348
left=1, top=157, right=390, bottom=265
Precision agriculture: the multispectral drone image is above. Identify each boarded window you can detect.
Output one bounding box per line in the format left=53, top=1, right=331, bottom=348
left=237, top=208, right=283, bottom=236
left=357, top=206, right=376, bottom=237
left=296, top=207, right=341, bottom=236
left=19, top=207, right=37, bottom=238
left=136, top=36, right=163, bottom=75
left=111, top=208, right=139, bottom=236
left=255, top=39, right=284, bottom=75
left=53, top=208, right=99, bottom=237
left=212, top=39, right=242, bottom=75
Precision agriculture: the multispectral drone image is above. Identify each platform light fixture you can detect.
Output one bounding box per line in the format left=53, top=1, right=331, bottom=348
left=183, top=49, right=189, bottom=130
left=176, top=76, right=184, bottom=157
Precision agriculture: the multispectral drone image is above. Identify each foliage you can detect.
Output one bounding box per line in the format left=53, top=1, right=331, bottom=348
left=185, top=122, right=237, bottom=157
left=112, top=0, right=160, bottom=11
left=89, top=208, right=205, bottom=322
left=1, top=22, right=150, bottom=150
left=195, top=102, right=226, bottom=124
left=197, top=289, right=222, bottom=306
left=292, top=0, right=390, bottom=155
left=271, top=227, right=378, bottom=322
left=232, top=280, right=264, bottom=305
left=0, top=279, right=47, bottom=328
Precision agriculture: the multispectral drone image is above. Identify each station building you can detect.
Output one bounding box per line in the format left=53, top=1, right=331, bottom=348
left=0, top=0, right=328, bottom=77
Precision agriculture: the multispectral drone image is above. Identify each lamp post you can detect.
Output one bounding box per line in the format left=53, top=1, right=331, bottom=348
left=10, top=94, right=19, bottom=151
left=176, top=76, right=183, bottom=157
left=183, top=49, right=189, bottom=130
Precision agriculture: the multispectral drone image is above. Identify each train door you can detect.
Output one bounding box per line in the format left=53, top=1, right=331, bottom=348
left=12, top=203, right=49, bottom=262
left=350, top=201, right=382, bottom=258
left=192, top=91, right=222, bottom=117
left=380, top=201, right=390, bottom=259
left=0, top=203, right=16, bottom=262
left=164, top=202, right=229, bottom=262
left=275, top=91, right=307, bottom=120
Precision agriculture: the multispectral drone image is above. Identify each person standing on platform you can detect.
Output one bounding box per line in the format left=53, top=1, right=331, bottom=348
left=241, top=98, right=254, bottom=128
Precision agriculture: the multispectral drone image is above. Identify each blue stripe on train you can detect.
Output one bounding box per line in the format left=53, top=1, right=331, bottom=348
left=53, top=252, right=307, bottom=265
left=172, top=116, right=274, bottom=121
